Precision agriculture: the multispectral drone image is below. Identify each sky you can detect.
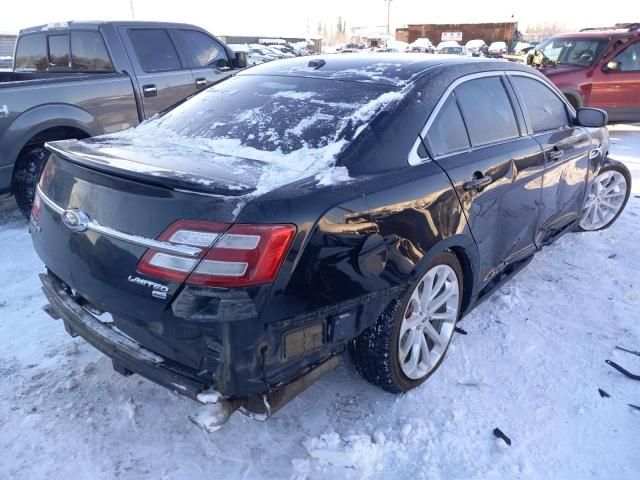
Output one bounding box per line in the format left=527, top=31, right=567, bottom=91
left=0, top=0, right=636, bottom=36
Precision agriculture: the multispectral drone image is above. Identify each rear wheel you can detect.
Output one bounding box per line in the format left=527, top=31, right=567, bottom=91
left=577, top=164, right=631, bottom=232
left=349, top=251, right=463, bottom=393
left=12, top=146, right=49, bottom=219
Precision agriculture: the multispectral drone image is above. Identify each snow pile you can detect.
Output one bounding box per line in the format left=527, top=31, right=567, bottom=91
left=303, top=432, right=383, bottom=474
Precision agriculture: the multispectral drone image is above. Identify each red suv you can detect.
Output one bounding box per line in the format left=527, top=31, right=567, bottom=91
left=527, top=30, right=640, bottom=122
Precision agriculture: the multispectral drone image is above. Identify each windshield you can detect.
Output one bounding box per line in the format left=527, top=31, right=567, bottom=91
left=441, top=47, right=463, bottom=54
left=535, top=37, right=607, bottom=66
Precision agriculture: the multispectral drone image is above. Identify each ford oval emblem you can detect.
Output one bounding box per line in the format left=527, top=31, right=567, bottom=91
left=61, top=209, right=89, bottom=232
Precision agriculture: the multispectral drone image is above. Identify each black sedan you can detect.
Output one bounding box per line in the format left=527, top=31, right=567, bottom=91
left=31, top=55, right=631, bottom=430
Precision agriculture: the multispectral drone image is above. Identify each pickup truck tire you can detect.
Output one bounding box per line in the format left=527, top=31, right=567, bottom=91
left=349, top=251, right=463, bottom=393
left=13, top=146, right=49, bottom=219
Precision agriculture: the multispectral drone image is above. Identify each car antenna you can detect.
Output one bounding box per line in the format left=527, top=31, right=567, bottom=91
left=308, top=59, right=326, bottom=69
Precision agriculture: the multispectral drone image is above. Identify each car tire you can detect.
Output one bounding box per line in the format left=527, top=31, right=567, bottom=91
left=577, top=163, right=631, bottom=232
left=12, top=146, right=49, bottom=219
left=349, top=250, right=463, bottom=393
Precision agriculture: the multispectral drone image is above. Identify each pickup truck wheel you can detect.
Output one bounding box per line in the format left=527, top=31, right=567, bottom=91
left=13, top=146, right=49, bottom=219
left=577, top=164, right=631, bottom=232
left=349, top=251, right=463, bottom=393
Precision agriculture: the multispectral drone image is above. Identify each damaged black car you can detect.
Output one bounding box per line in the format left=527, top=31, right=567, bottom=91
left=31, top=55, right=631, bottom=430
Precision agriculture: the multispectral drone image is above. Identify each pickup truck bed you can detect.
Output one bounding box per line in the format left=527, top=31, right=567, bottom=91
left=0, top=20, right=244, bottom=217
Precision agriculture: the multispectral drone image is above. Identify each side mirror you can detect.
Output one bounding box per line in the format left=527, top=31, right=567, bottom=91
left=576, top=107, right=607, bottom=127
left=603, top=60, right=620, bottom=72
left=233, top=51, right=248, bottom=69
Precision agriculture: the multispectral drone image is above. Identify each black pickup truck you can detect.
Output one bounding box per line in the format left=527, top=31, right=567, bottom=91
left=0, top=21, right=246, bottom=217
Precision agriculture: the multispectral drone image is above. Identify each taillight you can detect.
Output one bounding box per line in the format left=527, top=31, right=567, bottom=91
left=137, top=220, right=229, bottom=283
left=136, top=221, right=296, bottom=288
left=187, top=224, right=296, bottom=287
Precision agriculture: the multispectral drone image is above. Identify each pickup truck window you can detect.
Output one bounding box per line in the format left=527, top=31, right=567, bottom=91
left=71, top=31, right=114, bottom=71
left=614, top=42, right=640, bottom=72
left=48, top=35, right=70, bottom=70
left=128, top=29, right=182, bottom=73
left=14, top=33, right=47, bottom=71
left=178, top=30, right=229, bottom=69
left=536, top=37, right=607, bottom=66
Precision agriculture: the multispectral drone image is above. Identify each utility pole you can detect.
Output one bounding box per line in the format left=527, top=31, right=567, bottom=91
left=130, top=0, right=135, bottom=20
left=386, top=0, right=393, bottom=35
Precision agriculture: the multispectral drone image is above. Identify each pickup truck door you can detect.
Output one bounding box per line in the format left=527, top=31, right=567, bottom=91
left=590, top=38, right=640, bottom=121
left=172, top=29, right=235, bottom=91
left=118, top=27, right=195, bottom=117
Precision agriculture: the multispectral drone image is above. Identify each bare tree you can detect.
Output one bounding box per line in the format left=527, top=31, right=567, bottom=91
left=525, top=22, right=568, bottom=42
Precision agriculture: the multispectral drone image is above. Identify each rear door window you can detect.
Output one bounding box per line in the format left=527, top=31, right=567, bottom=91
left=47, top=35, right=70, bottom=70
left=613, top=41, right=640, bottom=71
left=14, top=33, right=47, bottom=71
left=177, top=30, right=229, bottom=69
left=510, top=76, right=569, bottom=133
left=71, top=31, right=114, bottom=71
left=128, top=29, right=182, bottom=72
left=454, top=76, right=519, bottom=147
left=425, top=95, right=470, bottom=156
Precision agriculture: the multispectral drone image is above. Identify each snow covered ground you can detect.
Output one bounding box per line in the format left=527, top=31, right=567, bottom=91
left=1, top=125, right=639, bottom=480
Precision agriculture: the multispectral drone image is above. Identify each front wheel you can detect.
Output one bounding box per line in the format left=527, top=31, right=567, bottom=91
left=577, top=163, right=631, bottom=232
left=349, top=251, right=463, bottom=393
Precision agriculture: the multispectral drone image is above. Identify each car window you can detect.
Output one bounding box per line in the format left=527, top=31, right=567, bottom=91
left=425, top=95, right=470, bottom=156
left=14, top=33, right=47, bottom=71
left=613, top=41, right=640, bottom=72
left=128, top=29, right=181, bottom=72
left=454, top=77, right=519, bottom=146
left=510, top=76, right=569, bottom=133
left=178, top=30, right=229, bottom=69
left=71, top=31, right=114, bottom=71
left=48, top=35, right=70, bottom=70
left=536, top=37, right=607, bottom=66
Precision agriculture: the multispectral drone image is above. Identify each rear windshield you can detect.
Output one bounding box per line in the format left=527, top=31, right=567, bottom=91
left=149, top=74, right=399, bottom=155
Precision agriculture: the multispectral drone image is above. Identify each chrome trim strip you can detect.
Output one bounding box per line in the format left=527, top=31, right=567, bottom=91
left=35, top=186, right=202, bottom=257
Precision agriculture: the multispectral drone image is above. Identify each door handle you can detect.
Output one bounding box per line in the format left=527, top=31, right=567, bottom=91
left=547, top=147, right=564, bottom=161
left=142, top=84, right=157, bottom=97
left=463, top=173, right=493, bottom=192
left=195, top=77, right=207, bottom=88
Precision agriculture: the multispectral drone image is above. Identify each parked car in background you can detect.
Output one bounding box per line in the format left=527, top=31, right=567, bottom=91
left=0, top=56, right=12, bottom=70
left=264, top=44, right=295, bottom=58
left=487, top=41, right=507, bottom=57
left=409, top=38, right=435, bottom=53
left=513, top=42, right=532, bottom=54
left=0, top=21, right=246, bottom=218
left=436, top=40, right=460, bottom=52
left=465, top=39, right=486, bottom=56
left=526, top=30, right=640, bottom=121
left=249, top=44, right=280, bottom=60
left=437, top=46, right=467, bottom=55
left=32, top=54, right=629, bottom=431
left=227, top=44, right=270, bottom=66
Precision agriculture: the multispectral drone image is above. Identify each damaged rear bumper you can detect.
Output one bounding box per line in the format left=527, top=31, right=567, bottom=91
left=40, top=271, right=211, bottom=400
left=40, top=271, right=341, bottom=425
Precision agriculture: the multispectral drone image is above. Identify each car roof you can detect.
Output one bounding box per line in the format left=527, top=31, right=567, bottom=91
left=550, top=31, right=639, bottom=40
left=239, top=53, right=536, bottom=87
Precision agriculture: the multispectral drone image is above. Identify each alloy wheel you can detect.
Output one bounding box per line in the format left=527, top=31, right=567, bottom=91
left=398, top=264, right=460, bottom=380
left=579, top=170, right=628, bottom=231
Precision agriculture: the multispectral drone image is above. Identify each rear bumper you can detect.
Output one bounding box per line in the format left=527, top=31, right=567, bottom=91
left=40, top=271, right=210, bottom=401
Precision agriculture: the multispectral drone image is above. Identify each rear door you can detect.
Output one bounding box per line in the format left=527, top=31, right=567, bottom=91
left=172, top=29, right=235, bottom=91
left=591, top=38, right=640, bottom=121
left=421, top=73, right=545, bottom=285
left=508, top=73, right=591, bottom=241
left=119, top=27, right=195, bottom=117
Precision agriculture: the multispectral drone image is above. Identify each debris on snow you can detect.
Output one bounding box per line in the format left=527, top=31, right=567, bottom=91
left=493, top=428, right=512, bottom=446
